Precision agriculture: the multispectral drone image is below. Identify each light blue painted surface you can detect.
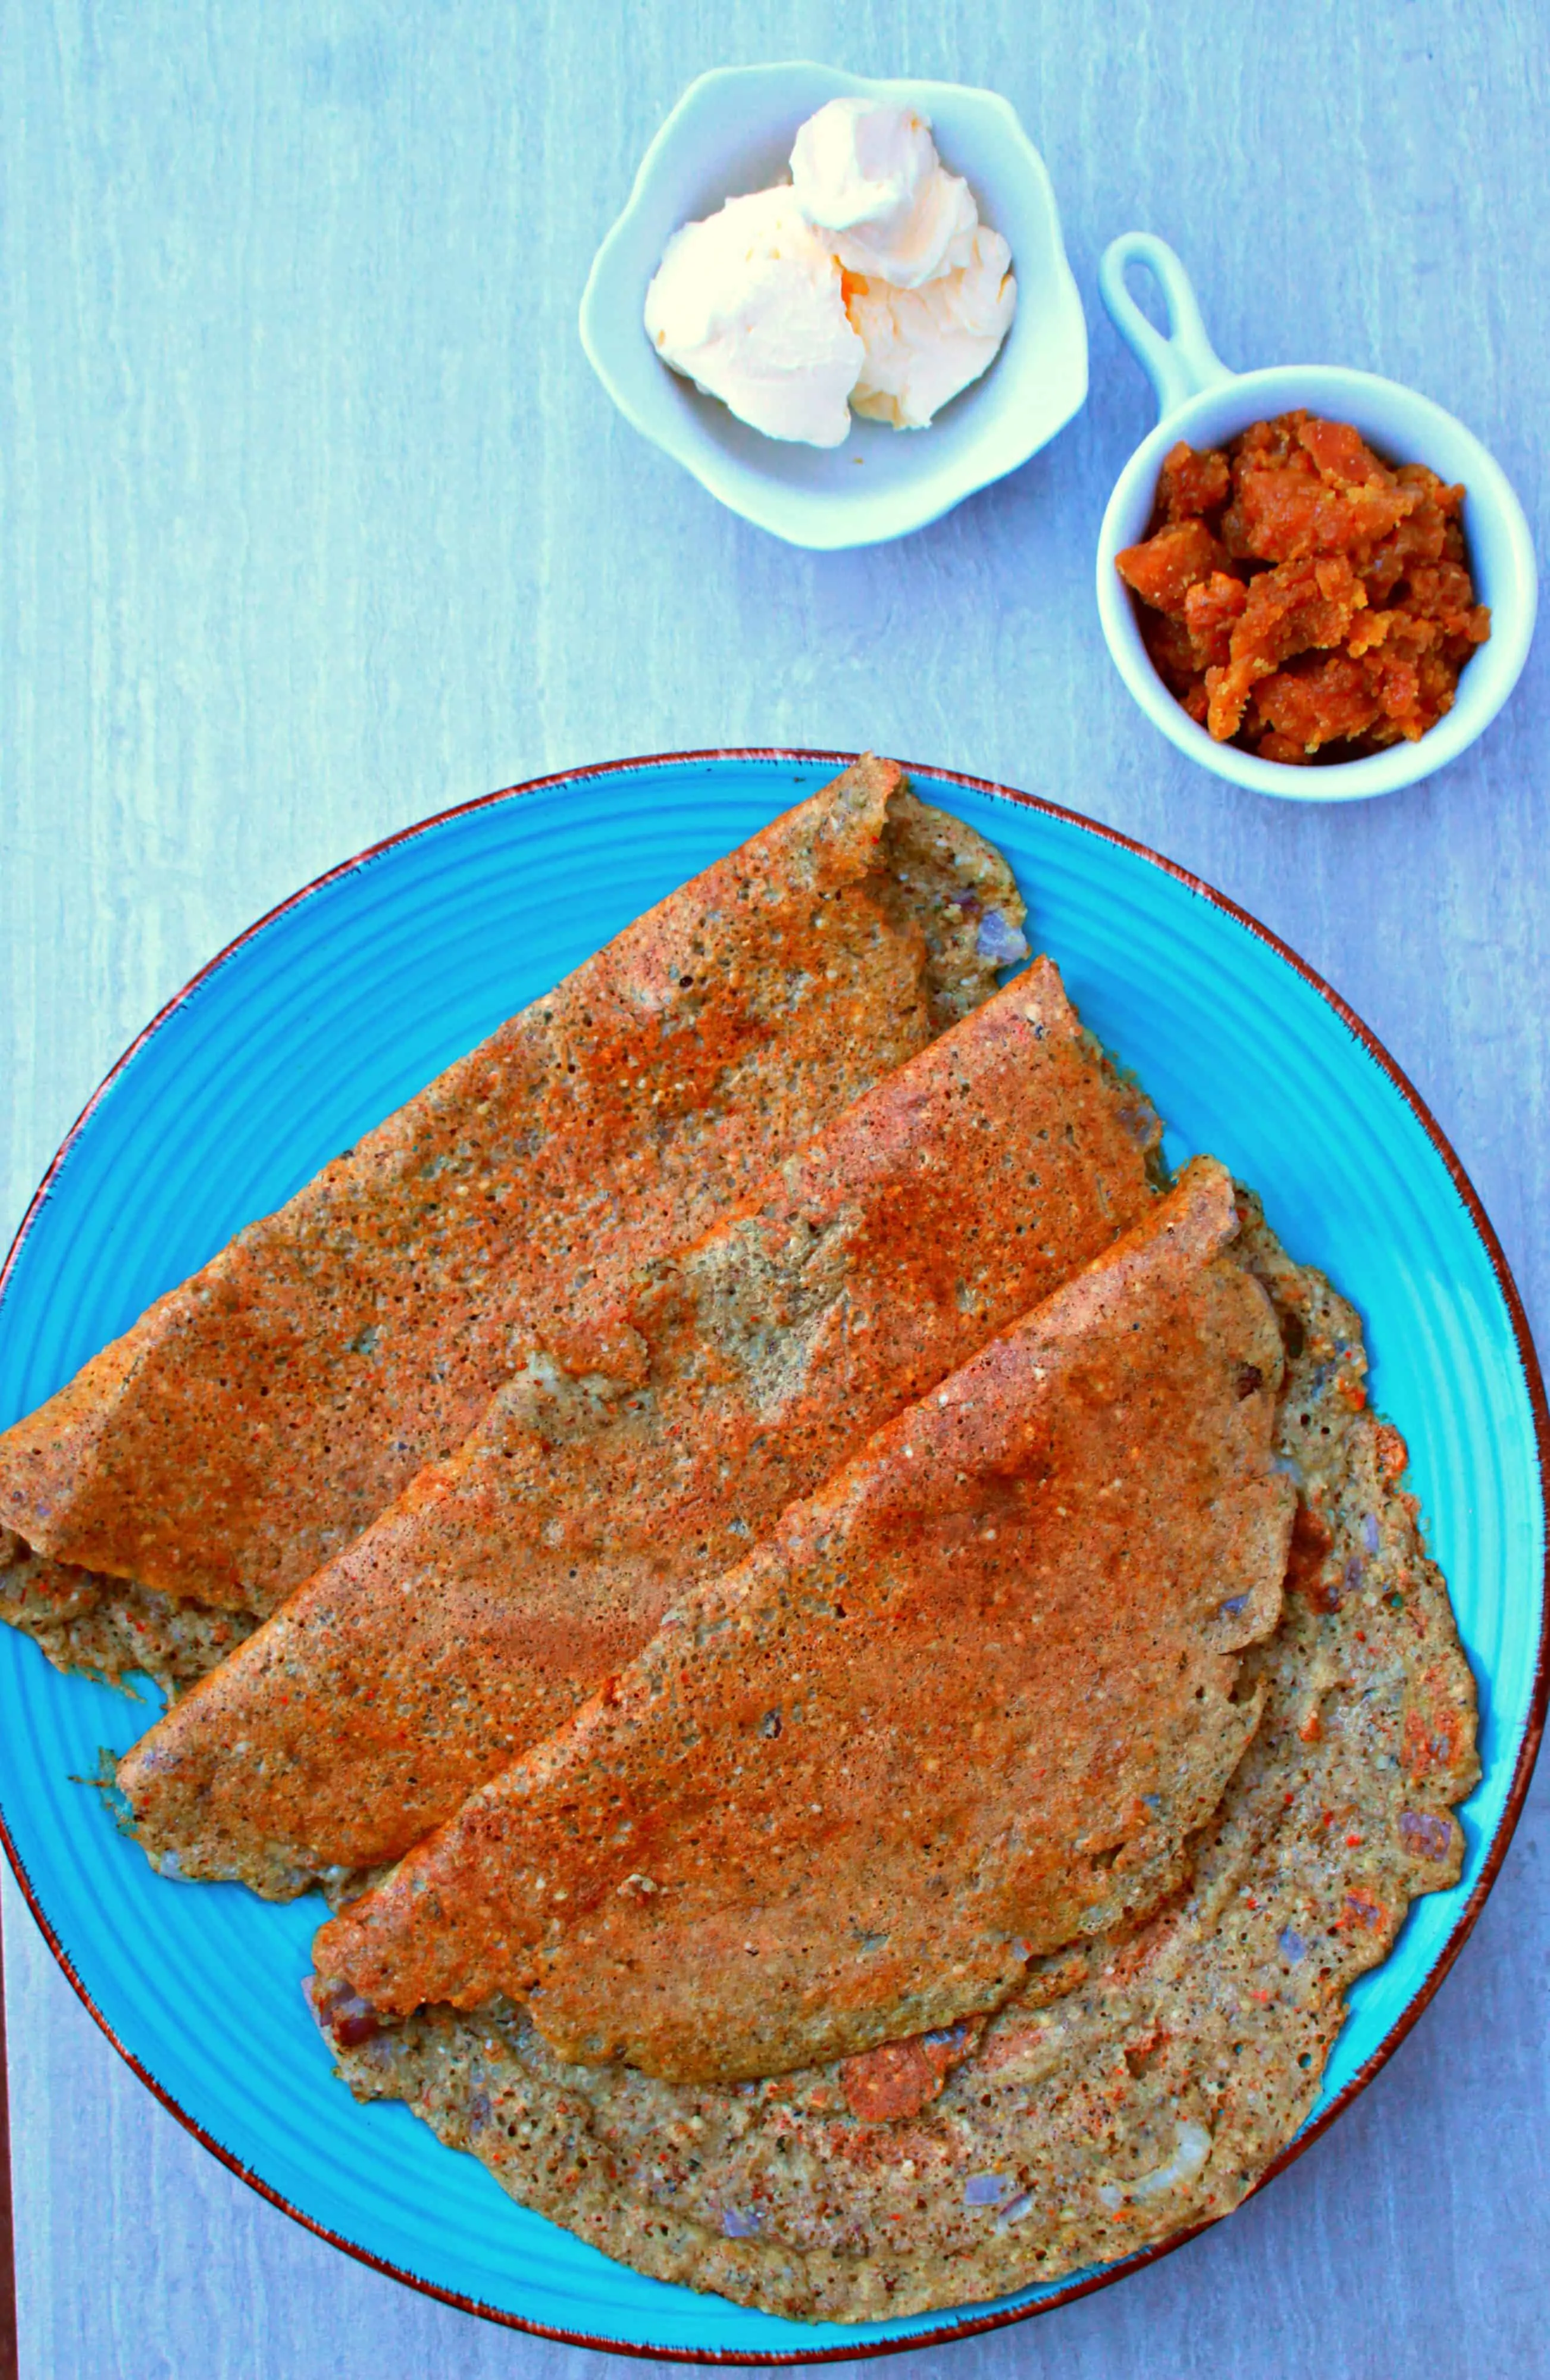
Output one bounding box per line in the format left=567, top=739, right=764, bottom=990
left=1, top=3, right=1546, bottom=2376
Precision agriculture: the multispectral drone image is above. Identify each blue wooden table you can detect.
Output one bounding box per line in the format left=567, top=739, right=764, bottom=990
left=2, top=4, right=1545, bottom=2374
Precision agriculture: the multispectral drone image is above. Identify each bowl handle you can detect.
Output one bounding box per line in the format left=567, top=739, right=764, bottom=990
left=1098, top=233, right=1234, bottom=421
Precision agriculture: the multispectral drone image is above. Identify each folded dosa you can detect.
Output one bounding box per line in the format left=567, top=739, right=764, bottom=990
left=320, top=1197, right=1477, bottom=2320
left=1, top=759, right=1020, bottom=1684
left=119, top=961, right=1158, bottom=1894
left=312, top=1161, right=1295, bottom=2084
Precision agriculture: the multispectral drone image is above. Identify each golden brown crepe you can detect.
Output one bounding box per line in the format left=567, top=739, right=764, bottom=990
left=312, top=1159, right=1296, bottom=2083
left=118, top=961, right=1158, bottom=1894
left=1, top=759, right=1023, bottom=1682
left=323, top=1200, right=1477, bottom=2320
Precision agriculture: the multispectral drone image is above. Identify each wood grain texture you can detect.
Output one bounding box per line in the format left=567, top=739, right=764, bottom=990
left=1, top=0, right=1546, bottom=2372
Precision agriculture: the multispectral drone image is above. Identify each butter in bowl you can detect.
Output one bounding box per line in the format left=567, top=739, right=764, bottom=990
left=643, top=98, right=1018, bottom=446
left=581, top=64, right=1088, bottom=550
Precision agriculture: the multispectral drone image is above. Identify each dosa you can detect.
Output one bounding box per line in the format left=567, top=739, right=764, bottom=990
left=120, top=961, right=1157, bottom=1894
left=312, top=1161, right=1295, bottom=2083
left=2, top=759, right=1019, bottom=1687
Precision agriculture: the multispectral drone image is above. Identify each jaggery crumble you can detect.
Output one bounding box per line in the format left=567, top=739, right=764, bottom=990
left=1117, top=411, right=1490, bottom=763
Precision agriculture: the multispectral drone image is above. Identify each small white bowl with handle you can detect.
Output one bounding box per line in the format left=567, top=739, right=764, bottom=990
left=580, top=63, right=1088, bottom=551
left=1094, top=232, right=1537, bottom=802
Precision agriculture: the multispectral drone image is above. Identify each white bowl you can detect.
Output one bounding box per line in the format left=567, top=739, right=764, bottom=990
left=580, top=63, right=1088, bottom=551
left=1094, top=233, right=1538, bottom=802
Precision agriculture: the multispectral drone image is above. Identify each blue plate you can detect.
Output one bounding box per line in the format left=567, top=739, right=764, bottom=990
left=1, top=753, right=1544, bottom=2359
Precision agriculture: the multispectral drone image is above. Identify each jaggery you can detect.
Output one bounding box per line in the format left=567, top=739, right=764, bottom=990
left=1117, top=412, right=1490, bottom=763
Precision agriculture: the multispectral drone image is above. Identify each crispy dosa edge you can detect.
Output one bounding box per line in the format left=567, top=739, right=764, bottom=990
left=117, top=959, right=1159, bottom=1896
left=2, top=760, right=1021, bottom=1682
left=310, top=1158, right=1294, bottom=2078
left=324, top=1199, right=1479, bottom=2322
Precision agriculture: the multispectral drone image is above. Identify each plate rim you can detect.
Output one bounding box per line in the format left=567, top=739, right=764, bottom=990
left=1, top=746, right=1545, bottom=2363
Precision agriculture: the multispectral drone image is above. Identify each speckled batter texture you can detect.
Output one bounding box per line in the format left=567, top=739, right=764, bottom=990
left=325, top=1197, right=1477, bottom=2322
left=118, top=962, right=1157, bottom=1897
left=313, top=1162, right=1295, bottom=2075
left=1, top=761, right=1021, bottom=1688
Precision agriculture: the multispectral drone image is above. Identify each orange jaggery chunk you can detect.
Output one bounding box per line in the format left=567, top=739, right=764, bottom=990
left=1183, top=571, right=1249, bottom=670
left=1116, top=409, right=1492, bottom=762
left=1139, top=607, right=1200, bottom=693
left=1115, top=515, right=1226, bottom=618
left=1223, top=467, right=1414, bottom=567
left=1296, top=417, right=1390, bottom=486
left=1252, top=655, right=1384, bottom=750
left=1157, top=438, right=1231, bottom=521
left=1205, top=555, right=1368, bottom=741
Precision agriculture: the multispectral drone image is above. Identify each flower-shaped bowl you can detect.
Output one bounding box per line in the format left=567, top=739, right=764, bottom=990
left=580, top=64, right=1088, bottom=550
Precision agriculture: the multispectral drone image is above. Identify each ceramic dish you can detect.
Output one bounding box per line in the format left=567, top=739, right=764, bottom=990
left=579, top=66, right=1087, bottom=549
left=0, top=753, right=1543, bottom=2358
left=1095, top=233, right=1538, bottom=803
